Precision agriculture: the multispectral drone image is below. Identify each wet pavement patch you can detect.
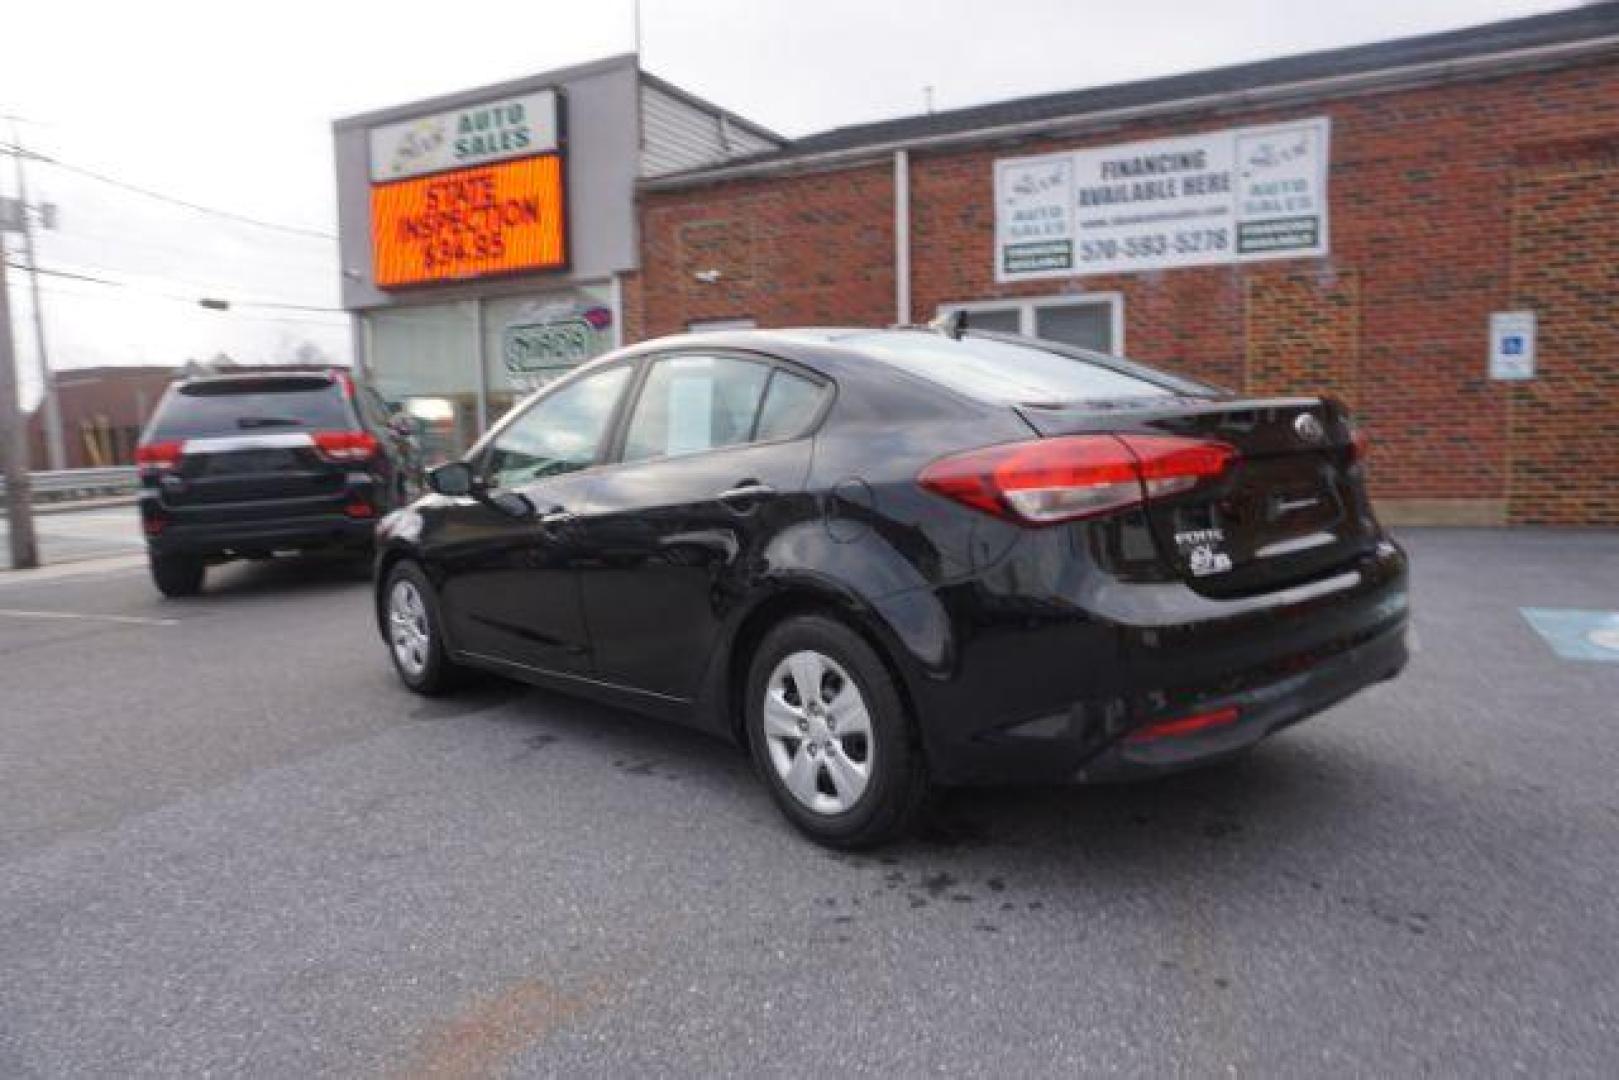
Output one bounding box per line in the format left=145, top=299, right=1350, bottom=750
left=1520, top=608, right=1619, bottom=663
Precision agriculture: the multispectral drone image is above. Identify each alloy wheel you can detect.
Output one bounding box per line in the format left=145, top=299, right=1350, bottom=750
left=762, top=650, right=874, bottom=815
left=388, top=579, right=431, bottom=677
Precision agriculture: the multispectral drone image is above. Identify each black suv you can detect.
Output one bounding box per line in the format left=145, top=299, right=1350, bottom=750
left=135, top=370, right=418, bottom=596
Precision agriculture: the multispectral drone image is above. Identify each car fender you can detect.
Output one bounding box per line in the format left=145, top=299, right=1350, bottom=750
left=692, top=520, right=956, bottom=741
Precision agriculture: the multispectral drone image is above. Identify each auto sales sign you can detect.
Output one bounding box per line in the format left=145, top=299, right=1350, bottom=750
left=369, top=89, right=560, bottom=182
left=368, top=89, right=567, bottom=287
left=994, top=118, right=1329, bottom=281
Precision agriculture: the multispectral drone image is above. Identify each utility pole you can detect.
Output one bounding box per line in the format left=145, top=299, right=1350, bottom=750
left=0, top=231, right=40, bottom=569
left=9, top=120, right=65, bottom=470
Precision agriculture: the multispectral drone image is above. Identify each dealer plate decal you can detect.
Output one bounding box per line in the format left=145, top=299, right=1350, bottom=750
left=1520, top=608, right=1619, bottom=663
left=1175, top=527, right=1233, bottom=577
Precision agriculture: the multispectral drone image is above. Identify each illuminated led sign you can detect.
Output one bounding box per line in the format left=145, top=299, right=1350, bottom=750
left=369, top=154, right=567, bottom=288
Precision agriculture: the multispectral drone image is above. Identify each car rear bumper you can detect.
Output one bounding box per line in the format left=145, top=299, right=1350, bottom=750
left=910, top=538, right=1409, bottom=785
left=143, top=506, right=376, bottom=557
left=140, top=479, right=382, bottom=557
left=1072, top=613, right=1407, bottom=781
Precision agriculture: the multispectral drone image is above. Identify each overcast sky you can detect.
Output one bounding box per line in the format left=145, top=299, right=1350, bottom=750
left=0, top=0, right=1576, bottom=403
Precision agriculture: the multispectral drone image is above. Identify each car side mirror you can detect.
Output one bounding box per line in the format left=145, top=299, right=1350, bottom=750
left=428, top=461, right=476, bottom=497
left=428, top=461, right=534, bottom=519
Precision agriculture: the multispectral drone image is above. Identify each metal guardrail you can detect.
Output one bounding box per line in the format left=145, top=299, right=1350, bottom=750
left=0, top=466, right=139, bottom=503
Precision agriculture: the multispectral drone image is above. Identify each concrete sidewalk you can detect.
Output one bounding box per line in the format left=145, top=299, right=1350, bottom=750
left=0, top=502, right=146, bottom=570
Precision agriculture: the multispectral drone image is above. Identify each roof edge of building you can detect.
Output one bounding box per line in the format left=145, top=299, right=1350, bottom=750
left=637, top=70, right=789, bottom=147
left=641, top=19, right=1619, bottom=192
left=333, top=52, right=640, bottom=131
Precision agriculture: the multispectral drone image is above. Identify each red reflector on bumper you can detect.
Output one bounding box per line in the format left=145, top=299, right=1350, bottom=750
left=343, top=501, right=376, bottom=519
left=1124, top=706, right=1239, bottom=743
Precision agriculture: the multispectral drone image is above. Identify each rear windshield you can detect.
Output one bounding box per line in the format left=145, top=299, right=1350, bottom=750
left=842, top=330, right=1209, bottom=405
left=146, top=377, right=354, bottom=440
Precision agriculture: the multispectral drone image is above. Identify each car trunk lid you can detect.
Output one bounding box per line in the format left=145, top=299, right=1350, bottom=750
left=1016, top=395, right=1375, bottom=597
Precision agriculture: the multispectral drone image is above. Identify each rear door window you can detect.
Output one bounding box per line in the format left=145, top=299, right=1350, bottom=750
left=147, top=377, right=354, bottom=440
left=754, top=369, right=828, bottom=442
left=622, top=354, right=773, bottom=463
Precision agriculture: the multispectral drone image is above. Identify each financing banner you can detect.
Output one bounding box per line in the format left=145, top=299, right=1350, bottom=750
left=994, top=118, right=1330, bottom=281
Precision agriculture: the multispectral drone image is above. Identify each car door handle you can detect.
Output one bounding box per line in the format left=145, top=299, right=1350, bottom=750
left=538, top=506, right=578, bottom=527
left=717, top=481, right=776, bottom=504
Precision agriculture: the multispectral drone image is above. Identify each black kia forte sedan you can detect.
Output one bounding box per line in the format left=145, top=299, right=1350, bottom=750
left=374, top=326, right=1408, bottom=847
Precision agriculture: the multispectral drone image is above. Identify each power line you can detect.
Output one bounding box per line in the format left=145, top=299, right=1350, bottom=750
left=16, top=280, right=351, bottom=330
left=2, top=258, right=345, bottom=315
left=0, top=142, right=336, bottom=241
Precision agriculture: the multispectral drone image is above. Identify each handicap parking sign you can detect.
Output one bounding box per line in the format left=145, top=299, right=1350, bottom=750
left=1490, top=311, right=1536, bottom=381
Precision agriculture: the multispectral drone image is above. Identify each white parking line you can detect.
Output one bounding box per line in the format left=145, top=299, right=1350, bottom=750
left=0, top=608, right=178, bottom=627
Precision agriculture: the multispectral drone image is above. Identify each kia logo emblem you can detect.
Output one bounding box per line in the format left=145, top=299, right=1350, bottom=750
left=1293, top=414, right=1326, bottom=444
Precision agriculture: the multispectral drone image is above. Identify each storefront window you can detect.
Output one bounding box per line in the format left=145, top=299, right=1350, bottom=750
left=369, top=301, right=480, bottom=466
left=364, top=284, right=619, bottom=462
left=483, top=286, right=617, bottom=423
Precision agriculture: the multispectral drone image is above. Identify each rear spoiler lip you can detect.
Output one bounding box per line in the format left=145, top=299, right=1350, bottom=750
left=1013, top=395, right=1344, bottom=440
left=1017, top=394, right=1325, bottom=414
left=175, top=370, right=347, bottom=394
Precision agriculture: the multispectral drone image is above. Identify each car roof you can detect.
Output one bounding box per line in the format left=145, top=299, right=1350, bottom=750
left=615, top=327, right=1216, bottom=404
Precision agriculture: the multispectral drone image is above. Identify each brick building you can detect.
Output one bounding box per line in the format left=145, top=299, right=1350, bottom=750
left=627, top=5, right=1619, bottom=525
left=27, top=366, right=178, bottom=470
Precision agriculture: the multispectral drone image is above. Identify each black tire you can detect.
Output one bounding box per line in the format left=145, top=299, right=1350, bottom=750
left=150, top=553, right=205, bottom=598
left=745, top=614, right=929, bottom=849
left=380, top=561, right=464, bottom=696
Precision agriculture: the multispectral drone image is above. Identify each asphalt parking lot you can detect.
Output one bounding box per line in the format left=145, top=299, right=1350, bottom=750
left=1, top=521, right=1617, bottom=1076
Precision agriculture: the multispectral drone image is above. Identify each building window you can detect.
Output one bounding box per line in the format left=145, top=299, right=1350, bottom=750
left=687, top=317, right=757, bottom=332
left=937, top=294, right=1123, bottom=354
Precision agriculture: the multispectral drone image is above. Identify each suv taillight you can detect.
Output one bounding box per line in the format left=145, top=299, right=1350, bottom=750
left=1349, top=425, right=1370, bottom=465
left=918, top=434, right=1236, bottom=525
left=135, top=440, right=183, bottom=474
left=312, top=431, right=379, bottom=462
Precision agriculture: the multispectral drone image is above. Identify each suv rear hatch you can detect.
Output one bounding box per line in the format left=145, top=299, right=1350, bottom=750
left=140, top=375, right=367, bottom=512
left=1017, top=396, right=1376, bottom=597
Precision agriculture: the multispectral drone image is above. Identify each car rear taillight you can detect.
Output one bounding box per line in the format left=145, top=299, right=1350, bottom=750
left=135, top=440, right=183, bottom=474
left=918, top=434, right=1236, bottom=525
left=312, top=431, right=379, bottom=462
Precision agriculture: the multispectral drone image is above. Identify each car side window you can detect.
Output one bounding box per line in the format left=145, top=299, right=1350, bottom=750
left=755, top=369, right=828, bottom=442
left=484, top=365, right=632, bottom=489
left=622, top=354, right=772, bottom=463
